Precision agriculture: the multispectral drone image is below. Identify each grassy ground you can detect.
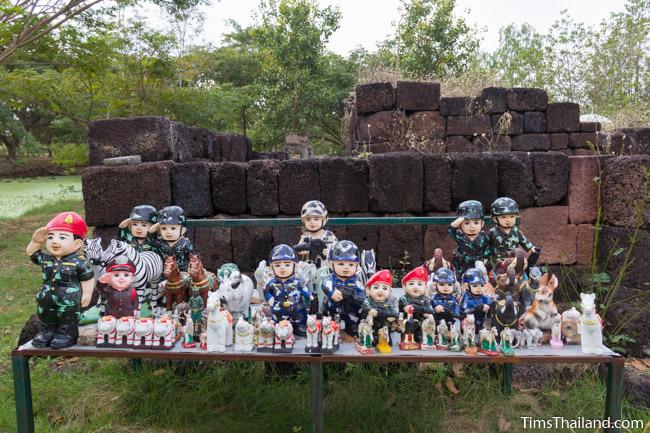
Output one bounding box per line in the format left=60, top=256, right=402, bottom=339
left=0, top=201, right=649, bottom=433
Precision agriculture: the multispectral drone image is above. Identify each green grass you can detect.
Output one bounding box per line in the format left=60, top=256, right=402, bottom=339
left=0, top=201, right=649, bottom=432
left=0, top=176, right=82, bottom=219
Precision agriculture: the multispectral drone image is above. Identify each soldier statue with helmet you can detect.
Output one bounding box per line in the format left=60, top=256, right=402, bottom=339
left=294, top=200, right=338, bottom=266
left=431, top=267, right=461, bottom=326
left=26, top=212, right=95, bottom=349
left=149, top=206, right=194, bottom=273
left=448, top=200, right=491, bottom=280
left=118, top=205, right=159, bottom=253
left=263, top=244, right=311, bottom=335
left=322, top=240, right=366, bottom=335
left=488, top=196, right=541, bottom=267
left=460, top=268, right=493, bottom=332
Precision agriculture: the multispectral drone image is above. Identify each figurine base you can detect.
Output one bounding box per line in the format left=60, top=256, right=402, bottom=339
left=464, top=346, right=477, bottom=355
left=182, top=342, right=196, bottom=349
left=355, top=343, right=375, bottom=355
left=376, top=343, right=392, bottom=354
left=273, top=346, right=294, bottom=353
left=200, top=342, right=207, bottom=350
left=399, top=341, right=421, bottom=351
left=436, top=344, right=449, bottom=350
left=305, top=346, right=320, bottom=353
left=320, top=346, right=339, bottom=354
left=479, top=349, right=500, bottom=356
left=151, top=344, right=175, bottom=350
left=234, top=345, right=254, bottom=352
left=449, top=344, right=462, bottom=352
left=96, top=342, right=115, bottom=348
left=550, top=340, right=564, bottom=349
left=500, top=348, right=515, bottom=357
left=257, top=346, right=274, bottom=353
left=421, top=344, right=438, bottom=350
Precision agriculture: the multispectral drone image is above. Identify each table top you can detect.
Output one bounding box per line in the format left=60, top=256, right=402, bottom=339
left=13, top=338, right=623, bottom=364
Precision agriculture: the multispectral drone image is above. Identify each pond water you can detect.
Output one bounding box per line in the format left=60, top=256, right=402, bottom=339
left=0, top=176, right=82, bottom=219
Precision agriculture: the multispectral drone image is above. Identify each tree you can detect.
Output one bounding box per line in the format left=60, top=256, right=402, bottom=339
left=0, top=99, right=38, bottom=160
left=490, top=24, right=548, bottom=89
left=391, top=0, right=481, bottom=79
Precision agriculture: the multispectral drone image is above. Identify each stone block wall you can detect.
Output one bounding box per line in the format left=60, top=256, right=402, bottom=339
left=83, top=152, right=609, bottom=274
left=345, top=81, right=650, bottom=159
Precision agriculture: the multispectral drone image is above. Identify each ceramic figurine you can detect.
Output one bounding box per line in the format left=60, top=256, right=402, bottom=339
left=460, top=268, right=492, bottom=331
left=294, top=200, right=338, bottom=266
left=426, top=248, right=453, bottom=274
left=188, top=287, right=204, bottom=338
left=399, top=305, right=421, bottom=350
left=436, top=320, right=449, bottom=349
left=376, top=326, right=392, bottom=353
left=321, top=314, right=340, bottom=353
left=215, top=263, right=255, bottom=322
left=561, top=307, right=582, bottom=344
left=257, top=315, right=276, bottom=352
left=188, top=253, right=217, bottom=306
left=500, top=326, right=515, bottom=356
left=263, top=244, right=310, bottom=336
left=322, top=240, right=366, bottom=335
left=115, top=316, right=136, bottom=347
left=491, top=261, right=522, bottom=302
left=521, top=327, right=543, bottom=348
left=118, top=205, right=158, bottom=253
left=421, top=316, right=437, bottom=350
left=462, top=314, right=477, bottom=354
left=431, top=268, right=461, bottom=326
left=133, top=317, right=154, bottom=348
left=205, top=291, right=233, bottom=352
left=182, top=311, right=196, bottom=348
left=234, top=317, right=255, bottom=352
left=399, top=266, right=434, bottom=329
left=273, top=319, right=295, bottom=353
left=523, top=272, right=559, bottom=333
left=97, top=315, right=117, bottom=347
left=150, top=206, right=194, bottom=310
left=488, top=197, right=541, bottom=268
left=305, top=313, right=322, bottom=353
left=448, top=323, right=462, bottom=352
left=199, top=332, right=207, bottom=350
left=152, top=316, right=176, bottom=349
left=448, top=200, right=490, bottom=280
left=361, top=270, right=398, bottom=346
left=491, top=293, right=521, bottom=337
left=356, top=316, right=375, bottom=354
left=579, top=293, right=604, bottom=354
left=26, top=211, right=95, bottom=349
left=98, top=257, right=139, bottom=320
left=550, top=316, right=564, bottom=349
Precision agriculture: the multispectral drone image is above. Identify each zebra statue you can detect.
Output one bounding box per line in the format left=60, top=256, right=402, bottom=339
left=84, top=237, right=105, bottom=278
left=100, top=239, right=164, bottom=310
left=357, top=249, right=376, bottom=287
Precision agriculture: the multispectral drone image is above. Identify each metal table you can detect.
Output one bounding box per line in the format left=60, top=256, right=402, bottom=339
left=12, top=341, right=624, bottom=433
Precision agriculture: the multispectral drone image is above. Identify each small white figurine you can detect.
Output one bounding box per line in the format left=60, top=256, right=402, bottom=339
left=305, top=314, right=322, bottom=353
left=274, top=319, right=295, bottom=353
left=97, top=315, right=117, bottom=347
left=436, top=320, right=449, bottom=349
left=550, top=315, right=564, bottom=349
left=182, top=314, right=196, bottom=348
left=234, top=317, right=255, bottom=352
left=205, top=291, right=233, bottom=352
left=561, top=307, right=582, bottom=344
left=421, top=315, right=437, bottom=350
left=115, top=316, right=136, bottom=347
left=133, top=317, right=154, bottom=348
left=152, top=316, right=176, bottom=349
left=321, top=315, right=340, bottom=353
left=462, top=314, right=476, bottom=354
left=579, top=293, right=604, bottom=354
left=257, top=316, right=276, bottom=352
left=356, top=316, right=375, bottom=355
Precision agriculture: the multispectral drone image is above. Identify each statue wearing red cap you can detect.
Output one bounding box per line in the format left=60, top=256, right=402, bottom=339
left=398, top=266, right=435, bottom=333
left=361, top=270, right=398, bottom=347
left=26, top=212, right=95, bottom=349
left=97, top=257, right=139, bottom=320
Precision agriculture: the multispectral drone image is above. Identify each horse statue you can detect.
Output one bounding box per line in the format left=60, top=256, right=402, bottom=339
left=215, top=264, right=255, bottom=321
left=188, top=253, right=217, bottom=305
left=100, top=239, right=163, bottom=309
left=462, top=314, right=476, bottom=353
left=162, top=255, right=186, bottom=312
left=579, top=293, right=603, bottom=354
left=321, top=315, right=340, bottom=353
left=205, top=291, right=233, bottom=352
left=421, top=316, right=436, bottom=349
left=305, top=314, right=321, bottom=353
left=356, top=317, right=374, bottom=353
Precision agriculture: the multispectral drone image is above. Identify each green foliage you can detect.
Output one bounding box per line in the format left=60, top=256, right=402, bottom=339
left=51, top=143, right=89, bottom=172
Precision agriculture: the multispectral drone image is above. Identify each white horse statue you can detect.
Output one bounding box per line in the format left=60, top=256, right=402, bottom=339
left=321, top=315, right=340, bottom=352
left=234, top=317, right=255, bottom=352
left=579, top=293, right=604, bottom=354
left=421, top=316, right=436, bottom=349
left=205, top=291, right=234, bottom=352
left=305, top=314, right=321, bottom=352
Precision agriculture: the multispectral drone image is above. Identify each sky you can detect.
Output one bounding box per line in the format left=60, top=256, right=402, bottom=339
left=143, top=0, right=628, bottom=54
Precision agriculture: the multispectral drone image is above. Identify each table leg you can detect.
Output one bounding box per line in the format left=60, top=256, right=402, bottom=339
left=12, top=355, right=34, bottom=433
left=310, top=362, right=324, bottom=433
left=604, top=361, right=624, bottom=433
left=131, top=358, right=142, bottom=370
left=502, top=364, right=513, bottom=394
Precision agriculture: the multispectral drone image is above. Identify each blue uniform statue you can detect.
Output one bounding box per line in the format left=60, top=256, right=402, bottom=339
left=460, top=268, right=492, bottom=331
left=431, top=267, right=460, bottom=326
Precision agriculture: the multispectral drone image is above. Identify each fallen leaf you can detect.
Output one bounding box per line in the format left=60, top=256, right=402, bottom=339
left=629, top=359, right=647, bottom=371
left=548, top=390, right=560, bottom=397
left=445, top=377, right=459, bottom=395
left=48, top=407, right=64, bottom=424
left=65, top=357, right=79, bottom=363
left=110, top=395, right=120, bottom=402
left=5, top=295, right=14, bottom=301
left=641, top=359, right=650, bottom=368
left=153, top=368, right=166, bottom=376
left=512, top=393, right=542, bottom=415
left=512, top=383, right=537, bottom=394
left=4, top=327, right=11, bottom=335
left=451, top=363, right=465, bottom=378
left=434, top=382, right=442, bottom=392
left=498, top=414, right=511, bottom=432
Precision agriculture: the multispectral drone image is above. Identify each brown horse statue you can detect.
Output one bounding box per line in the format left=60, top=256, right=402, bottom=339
left=163, top=255, right=186, bottom=311
left=188, top=253, right=217, bottom=305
